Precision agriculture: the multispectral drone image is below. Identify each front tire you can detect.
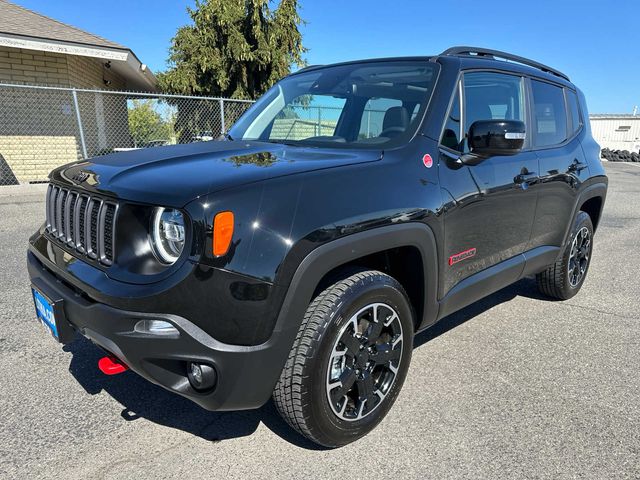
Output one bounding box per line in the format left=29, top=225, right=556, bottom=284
left=273, top=270, right=414, bottom=447
left=536, top=211, right=594, bottom=300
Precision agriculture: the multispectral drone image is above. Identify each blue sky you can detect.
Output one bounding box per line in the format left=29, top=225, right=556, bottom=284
left=15, top=0, right=640, bottom=113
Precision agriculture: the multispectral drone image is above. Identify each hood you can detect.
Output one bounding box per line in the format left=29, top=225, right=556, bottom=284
left=51, top=141, right=382, bottom=207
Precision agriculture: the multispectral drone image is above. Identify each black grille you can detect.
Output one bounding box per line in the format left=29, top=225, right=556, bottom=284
left=45, top=184, right=118, bottom=266
left=103, top=204, right=116, bottom=261
left=57, top=189, right=67, bottom=238
left=77, top=196, right=87, bottom=250
left=66, top=192, right=77, bottom=244
left=88, top=200, right=99, bottom=257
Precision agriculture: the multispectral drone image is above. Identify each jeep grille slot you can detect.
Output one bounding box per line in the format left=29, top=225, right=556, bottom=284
left=45, top=184, right=118, bottom=266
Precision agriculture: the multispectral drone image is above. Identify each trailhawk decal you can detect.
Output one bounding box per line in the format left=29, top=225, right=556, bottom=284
left=449, top=248, right=477, bottom=266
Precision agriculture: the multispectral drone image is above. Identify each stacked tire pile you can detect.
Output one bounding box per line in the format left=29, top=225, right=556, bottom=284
left=601, top=148, right=640, bottom=162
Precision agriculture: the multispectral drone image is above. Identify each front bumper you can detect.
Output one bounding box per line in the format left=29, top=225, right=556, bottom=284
left=27, top=250, right=291, bottom=411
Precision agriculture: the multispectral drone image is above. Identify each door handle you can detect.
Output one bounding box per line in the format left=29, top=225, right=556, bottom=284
left=568, top=159, right=587, bottom=173
left=514, top=171, right=538, bottom=185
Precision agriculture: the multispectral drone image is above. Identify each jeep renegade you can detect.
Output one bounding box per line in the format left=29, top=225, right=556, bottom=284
left=28, top=47, right=608, bottom=447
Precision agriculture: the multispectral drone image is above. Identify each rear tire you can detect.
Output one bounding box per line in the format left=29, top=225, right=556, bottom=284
left=273, top=269, right=414, bottom=447
left=536, top=211, right=594, bottom=300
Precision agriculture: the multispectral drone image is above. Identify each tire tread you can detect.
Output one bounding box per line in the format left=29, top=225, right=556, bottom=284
left=536, top=211, right=593, bottom=300
left=272, top=269, right=404, bottom=444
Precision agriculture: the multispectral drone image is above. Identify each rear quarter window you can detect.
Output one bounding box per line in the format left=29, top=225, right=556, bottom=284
left=566, top=89, right=583, bottom=135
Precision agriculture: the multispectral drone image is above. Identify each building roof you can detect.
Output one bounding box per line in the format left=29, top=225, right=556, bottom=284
left=0, top=0, right=125, bottom=50
left=0, top=0, right=156, bottom=91
left=590, top=114, right=640, bottom=119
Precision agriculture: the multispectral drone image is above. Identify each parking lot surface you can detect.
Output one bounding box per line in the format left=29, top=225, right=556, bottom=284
left=0, top=163, right=638, bottom=479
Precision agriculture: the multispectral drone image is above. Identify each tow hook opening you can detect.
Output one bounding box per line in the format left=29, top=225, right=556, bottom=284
left=98, top=354, right=129, bottom=375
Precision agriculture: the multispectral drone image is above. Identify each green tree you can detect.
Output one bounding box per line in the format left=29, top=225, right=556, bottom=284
left=157, top=0, right=306, bottom=100
left=128, top=100, right=174, bottom=147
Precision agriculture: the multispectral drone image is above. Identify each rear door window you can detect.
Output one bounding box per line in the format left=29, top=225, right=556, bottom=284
left=531, top=80, right=568, bottom=147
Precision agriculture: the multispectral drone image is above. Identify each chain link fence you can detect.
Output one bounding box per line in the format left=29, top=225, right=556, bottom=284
left=0, top=83, right=254, bottom=185
left=0, top=83, right=399, bottom=186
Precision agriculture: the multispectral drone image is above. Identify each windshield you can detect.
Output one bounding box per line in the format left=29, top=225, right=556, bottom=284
left=228, top=60, right=439, bottom=149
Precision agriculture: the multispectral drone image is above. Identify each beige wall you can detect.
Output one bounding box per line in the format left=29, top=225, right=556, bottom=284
left=0, top=46, right=130, bottom=184
left=0, top=47, right=69, bottom=86
left=67, top=54, right=126, bottom=90
left=0, top=46, right=126, bottom=88
left=1, top=135, right=80, bottom=182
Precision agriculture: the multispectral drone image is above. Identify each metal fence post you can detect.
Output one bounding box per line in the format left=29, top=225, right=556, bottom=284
left=71, top=88, right=88, bottom=159
left=219, top=98, right=226, bottom=136
left=0, top=83, right=256, bottom=184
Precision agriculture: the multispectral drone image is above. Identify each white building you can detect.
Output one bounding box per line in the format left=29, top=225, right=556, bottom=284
left=589, top=114, right=640, bottom=153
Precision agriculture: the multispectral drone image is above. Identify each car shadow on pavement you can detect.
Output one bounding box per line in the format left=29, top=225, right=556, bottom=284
left=414, top=276, right=550, bottom=349
left=63, top=276, right=547, bottom=450
left=64, top=338, right=325, bottom=450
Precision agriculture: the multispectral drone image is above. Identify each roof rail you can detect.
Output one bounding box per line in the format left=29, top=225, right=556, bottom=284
left=292, top=64, right=324, bottom=74
left=440, top=46, right=570, bottom=82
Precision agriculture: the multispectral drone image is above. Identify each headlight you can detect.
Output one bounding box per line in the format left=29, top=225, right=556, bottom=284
left=150, top=207, right=185, bottom=264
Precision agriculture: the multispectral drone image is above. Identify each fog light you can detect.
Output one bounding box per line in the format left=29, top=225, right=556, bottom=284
left=187, top=362, right=217, bottom=391
left=134, top=319, right=179, bottom=336
left=191, top=363, right=203, bottom=383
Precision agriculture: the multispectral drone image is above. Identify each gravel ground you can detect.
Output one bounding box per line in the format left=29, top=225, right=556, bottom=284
left=0, top=164, right=638, bottom=479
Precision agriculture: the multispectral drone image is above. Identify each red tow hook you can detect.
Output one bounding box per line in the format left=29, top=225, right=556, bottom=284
left=98, top=355, right=129, bottom=375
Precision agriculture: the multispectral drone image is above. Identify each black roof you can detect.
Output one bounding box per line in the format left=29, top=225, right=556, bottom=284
left=291, top=46, right=573, bottom=88
left=440, top=46, right=569, bottom=81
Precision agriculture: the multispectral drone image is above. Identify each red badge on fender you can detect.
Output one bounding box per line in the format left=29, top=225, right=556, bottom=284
left=422, top=154, right=433, bottom=168
left=449, top=248, right=476, bottom=266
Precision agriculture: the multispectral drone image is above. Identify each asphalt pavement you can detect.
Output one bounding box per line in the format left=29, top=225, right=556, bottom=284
left=0, top=163, right=638, bottom=479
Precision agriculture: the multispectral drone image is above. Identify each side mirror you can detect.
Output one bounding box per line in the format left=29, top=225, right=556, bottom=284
left=468, top=120, right=526, bottom=157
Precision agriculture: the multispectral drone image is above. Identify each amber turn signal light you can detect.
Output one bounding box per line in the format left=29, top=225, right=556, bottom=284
left=213, top=211, right=234, bottom=257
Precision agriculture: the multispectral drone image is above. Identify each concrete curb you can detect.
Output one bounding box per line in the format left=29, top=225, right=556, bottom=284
left=0, top=184, right=48, bottom=205
left=0, top=183, right=48, bottom=198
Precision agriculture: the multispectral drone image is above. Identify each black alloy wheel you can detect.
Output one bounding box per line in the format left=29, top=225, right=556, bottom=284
left=326, top=302, right=403, bottom=421
left=273, top=270, right=414, bottom=447
left=568, top=226, right=591, bottom=287
left=537, top=211, right=594, bottom=300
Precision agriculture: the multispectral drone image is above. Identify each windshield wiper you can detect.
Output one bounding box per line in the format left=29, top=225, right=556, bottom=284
left=264, top=139, right=301, bottom=147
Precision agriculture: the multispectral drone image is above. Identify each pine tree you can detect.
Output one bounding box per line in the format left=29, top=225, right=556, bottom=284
left=157, top=0, right=306, bottom=100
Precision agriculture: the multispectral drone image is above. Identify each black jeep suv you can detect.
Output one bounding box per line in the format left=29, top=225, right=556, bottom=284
left=28, top=47, right=607, bottom=447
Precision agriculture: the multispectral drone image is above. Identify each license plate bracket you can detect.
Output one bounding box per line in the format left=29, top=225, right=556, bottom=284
left=31, top=282, right=75, bottom=344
